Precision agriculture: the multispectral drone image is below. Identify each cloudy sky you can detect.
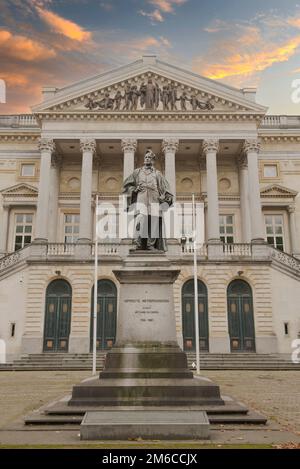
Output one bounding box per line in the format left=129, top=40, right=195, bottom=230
left=1, top=0, right=300, bottom=114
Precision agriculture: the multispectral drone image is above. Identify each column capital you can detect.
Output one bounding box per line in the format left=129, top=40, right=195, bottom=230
left=243, top=138, right=261, bottom=154
left=202, top=138, right=219, bottom=155
left=288, top=204, right=296, bottom=214
left=80, top=138, right=96, bottom=154
left=162, top=138, right=179, bottom=154
left=121, top=138, right=137, bottom=153
left=38, top=138, right=55, bottom=153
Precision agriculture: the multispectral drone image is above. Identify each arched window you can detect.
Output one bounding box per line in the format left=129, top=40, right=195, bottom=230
left=43, top=279, right=72, bottom=352
left=90, top=280, right=117, bottom=350
left=182, top=279, right=209, bottom=352
left=227, top=280, right=255, bottom=352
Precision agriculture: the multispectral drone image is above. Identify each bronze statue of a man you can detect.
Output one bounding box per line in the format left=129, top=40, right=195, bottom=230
left=123, top=150, right=173, bottom=251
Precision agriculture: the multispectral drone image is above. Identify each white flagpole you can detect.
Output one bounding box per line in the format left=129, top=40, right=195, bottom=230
left=192, top=194, right=200, bottom=375
left=92, top=194, right=99, bottom=376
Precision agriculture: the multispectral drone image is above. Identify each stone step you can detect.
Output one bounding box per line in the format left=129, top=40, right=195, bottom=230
left=5, top=352, right=299, bottom=371
left=24, top=408, right=266, bottom=426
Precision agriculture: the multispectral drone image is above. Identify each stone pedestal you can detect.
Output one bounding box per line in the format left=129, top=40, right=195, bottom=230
left=69, top=252, right=223, bottom=409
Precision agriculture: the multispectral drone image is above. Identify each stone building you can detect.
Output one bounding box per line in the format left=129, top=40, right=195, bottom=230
left=1, top=56, right=300, bottom=361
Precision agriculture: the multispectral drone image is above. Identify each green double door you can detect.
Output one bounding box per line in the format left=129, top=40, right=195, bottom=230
left=90, top=280, right=117, bottom=350
left=182, top=280, right=209, bottom=352
left=227, top=280, right=256, bottom=352
left=43, top=280, right=72, bottom=352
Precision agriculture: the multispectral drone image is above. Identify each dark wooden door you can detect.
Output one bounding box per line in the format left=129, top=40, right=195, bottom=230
left=227, top=280, right=256, bottom=352
left=43, top=280, right=72, bottom=352
left=182, top=279, right=209, bottom=352
left=90, top=280, right=117, bottom=350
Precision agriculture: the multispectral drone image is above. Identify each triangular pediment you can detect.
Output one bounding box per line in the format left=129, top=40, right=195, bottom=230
left=1, top=183, right=38, bottom=197
left=32, top=56, right=267, bottom=115
left=261, top=184, right=298, bottom=198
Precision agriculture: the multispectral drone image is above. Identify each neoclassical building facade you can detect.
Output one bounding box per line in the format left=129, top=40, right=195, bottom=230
left=1, top=56, right=300, bottom=361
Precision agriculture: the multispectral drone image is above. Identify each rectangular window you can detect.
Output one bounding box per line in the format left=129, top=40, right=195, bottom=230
left=265, top=214, right=284, bottom=251
left=284, top=322, right=289, bottom=336
left=263, top=165, right=278, bottom=178
left=21, top=164, right=35, bottom=177
left=64, top=214, right=80, bottom=243
left=10, top=323, right=16, bottom=338
left=14, top=213, right=33, bottom=251
left=219, top=215, right=234, bottom=244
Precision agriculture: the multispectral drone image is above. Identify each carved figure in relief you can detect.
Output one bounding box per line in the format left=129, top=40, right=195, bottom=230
left=114, top=90, right=123, bottom=110
left=140, top=79, right=159, bottom=110
left=190, top=94, right=198, bottom=111
left=130, top=85, right=140, bottom=111
left=97, top=92, right=114, bottom=110
left=123, top=84, right=132, bottom=110
left=85, top=97, right=98, bottom=110
left=179, top=91, right=189, bottom=111
left=161, top=85, right=170, bottom=111
left=168, top=85, right=177, bottom=110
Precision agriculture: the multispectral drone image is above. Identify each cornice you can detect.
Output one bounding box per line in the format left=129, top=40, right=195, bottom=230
left=34, top=111, right=264, bottom=123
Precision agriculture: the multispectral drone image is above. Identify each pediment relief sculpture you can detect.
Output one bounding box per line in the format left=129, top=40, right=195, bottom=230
left=84, top=76, right=215, bottom=112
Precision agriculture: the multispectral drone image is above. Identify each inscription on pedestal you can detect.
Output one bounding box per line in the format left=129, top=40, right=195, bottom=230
left=117, top=285, right=176, bottom=342
left=124, top=298, right=170, bottom=322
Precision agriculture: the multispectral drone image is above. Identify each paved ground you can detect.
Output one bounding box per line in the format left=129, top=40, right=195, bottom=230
left=0, top=370, right=299, bottom=447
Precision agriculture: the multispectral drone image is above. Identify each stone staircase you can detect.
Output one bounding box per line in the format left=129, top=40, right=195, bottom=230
left=1, top=352, right=299, bottom=371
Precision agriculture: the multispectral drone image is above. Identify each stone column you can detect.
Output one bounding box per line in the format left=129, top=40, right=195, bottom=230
left=35, top=138, right=55, bottom=241
left=78, top=138, right=96, bottom=242
left=0, top=205, right=9, bottom=257
left=121, top=138, right=137, bottom=181
left=203, top=139, right=220, bottom=242
left=238, top=155, right=251, bottom=243
left=162, top=138, right=179, bottom=197
left=48, top=154, right=61, bottom=243
left=244, top=139, right=265, bottom=242
left=288, top=205, right=300, bottom=256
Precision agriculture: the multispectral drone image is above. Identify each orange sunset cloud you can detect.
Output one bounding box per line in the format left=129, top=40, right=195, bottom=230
left=202, top=36, right=300, bottom=80
left=0, top=29, right=56, bottom=61
left=36, top=7, right=92, bottom=42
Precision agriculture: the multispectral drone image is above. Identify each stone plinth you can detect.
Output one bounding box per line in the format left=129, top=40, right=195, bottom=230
left=80, top=410, right=210, bottom=440
left=69, top=251, right=224, bottom=409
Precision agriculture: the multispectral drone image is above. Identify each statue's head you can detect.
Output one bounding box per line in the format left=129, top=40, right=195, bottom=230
left=144, top=149, right=155, bottom=166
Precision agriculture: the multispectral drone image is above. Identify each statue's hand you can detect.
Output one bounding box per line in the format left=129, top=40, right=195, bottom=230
left=135, top=184, right=145, bottom=193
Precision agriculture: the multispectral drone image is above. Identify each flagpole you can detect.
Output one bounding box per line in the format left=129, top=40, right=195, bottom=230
left=92, top=194, right=99, bottom=376
left=192, top=194, right=200, bottom=375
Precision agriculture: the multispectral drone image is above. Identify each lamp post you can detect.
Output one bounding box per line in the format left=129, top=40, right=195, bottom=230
left=192, top=194, right=200, bottom=375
